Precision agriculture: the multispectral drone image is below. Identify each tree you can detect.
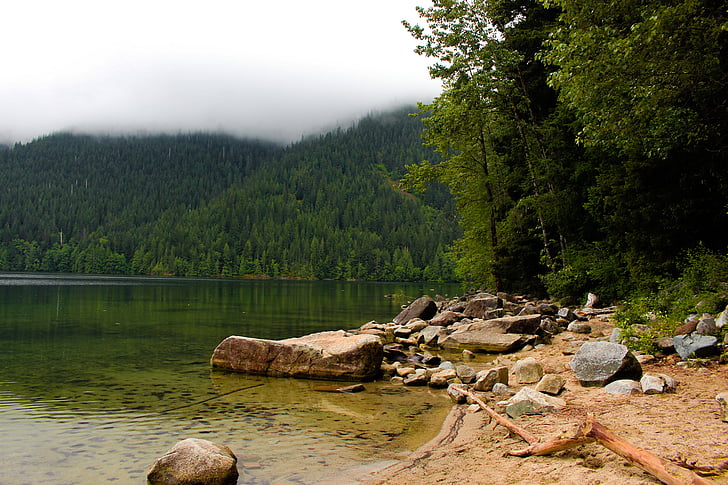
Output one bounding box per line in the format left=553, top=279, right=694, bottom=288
left=403, top=0, right=573, bottom=291
left=542, top=0, right=727, bottom=158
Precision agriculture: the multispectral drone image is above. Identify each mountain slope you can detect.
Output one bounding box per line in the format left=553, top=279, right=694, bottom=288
left=0, top=108, right=460, bottom=281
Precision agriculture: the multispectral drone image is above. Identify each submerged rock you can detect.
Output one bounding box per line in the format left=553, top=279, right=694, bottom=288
left=210, top=330, right=383, bottom=381
left=147, top=438, right=238, bottom=485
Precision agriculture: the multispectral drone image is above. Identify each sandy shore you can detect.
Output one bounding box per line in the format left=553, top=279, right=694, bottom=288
left=364, top=317, right=728, bottom=485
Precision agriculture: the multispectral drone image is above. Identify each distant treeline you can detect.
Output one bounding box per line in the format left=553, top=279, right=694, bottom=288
left=0, top=108, right=461, bottom=281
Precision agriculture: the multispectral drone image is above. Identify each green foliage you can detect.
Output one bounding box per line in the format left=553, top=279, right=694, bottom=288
left=0, top=108, right=460, bottom=282
left=613, top=247, right=728, bottom=352
left=403, top=0, right=583, bottom=294
left=403, top=0, right=728, bottom=299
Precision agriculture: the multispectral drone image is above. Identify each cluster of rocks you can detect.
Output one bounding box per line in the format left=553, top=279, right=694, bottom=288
left=353, top=292, right=590, bottom=354
left=610, top=308, right=728, bottom=360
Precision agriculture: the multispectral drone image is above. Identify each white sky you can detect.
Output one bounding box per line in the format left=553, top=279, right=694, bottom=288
left=0, top=0, right=438, bottom=144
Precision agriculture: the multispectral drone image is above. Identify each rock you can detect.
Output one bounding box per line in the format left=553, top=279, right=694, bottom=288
left=513, top=357, right=544, bottom=384
left=393, top=296, right=438, bottom=325
left=428, top=375, right=449, bottom=388
left=535, top=374, right=565, bottom=395
left=473, top=366, right=509, bottom=391
left=147, top=438, right=238, bottom=485
left=456, top=364, right=477, bottom=384
left=539, top=318, right=560, bottom=335
left=716, top=392, right=728, bottom=422
left=604, top=379, right=642, bottom=395
left=432, top=368, right=457, bottom=381
left=640, top=374, right=667, bottom=394
left=716, top=307, right=728, bottom=329
left=463, top=297, right=503, bottom=318
left=609, top=328, right=624, bottom=343
left=557, top=307, right=577, bottom=321
left=462, top=349, right=475, bottom=359
left=313, top=383, right=366, bottom=393
left=439, top=360, right=455, bottom=370
left=405, top=318, right=430, bottom=332
left=393, top=327, right=412, bottom=339
left=674, top=319, right=698, bottom=336
left=492, top=382, right=512, bottom=396
left=654, top=337, right=675, bottom=354
left=422, top=354, right=442, bottom=367
left=518, top=303, right=541, bottom=316
left=447, top=383, right=469, bottom=404
left=403, top=371, right=429, bottom=386
left=537, top=303, right=559, bottom=315
left=673, top=333, right=719, bottom=359
left=569, top=341, right=642, bottom=387
left=439, top=330, right=527, bottom=353
left=396, top=366, right=416, bottom=377
left=695, top=315, right=717, bottom=336
left=584, top=293, right=600, bottom=309
left=429, top=311, right=465, bottom=327
left=390, top=376, right=404, bottom=384
left=486, top=315, right=543, bottom=334
left=567, top=322, right=592, bottom=334
left=438, top=315, right=541, bottom=352
left=382, top=343, right=408, bottom=362
left=210, top=330, right=383, bottom=381
left=654, top=373, right=678, bottom=392
left=418, top=325, right=449, bottom=347
left=636, top=354, right=656, bottom=366
left=505, top=387, right=566, bottom=418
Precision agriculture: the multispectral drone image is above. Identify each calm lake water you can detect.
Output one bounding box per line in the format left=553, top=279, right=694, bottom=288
left=0, top=273, right=463, bottom=484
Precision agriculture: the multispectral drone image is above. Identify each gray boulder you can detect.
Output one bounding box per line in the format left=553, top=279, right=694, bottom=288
left=569, top=341, right=642, bottom=387
left=673, top=332, right=719, bottom=360
left=147, top=438, right=238, bottom=485
left=210, top=330, right=383, bottom=381
left=393, top=296, right=437, bottom=325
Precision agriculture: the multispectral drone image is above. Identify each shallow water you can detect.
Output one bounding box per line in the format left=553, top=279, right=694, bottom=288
left=0, top=273, right=460, bottom=484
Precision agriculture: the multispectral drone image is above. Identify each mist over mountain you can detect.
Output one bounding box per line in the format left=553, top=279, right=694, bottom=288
left=0, top=106, right=460, bottom=281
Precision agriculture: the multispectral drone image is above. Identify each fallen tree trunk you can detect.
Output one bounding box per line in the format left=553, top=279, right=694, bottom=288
left=461, top=390, right=714, bottom=485
left=461, top=389, right=540, bottom=445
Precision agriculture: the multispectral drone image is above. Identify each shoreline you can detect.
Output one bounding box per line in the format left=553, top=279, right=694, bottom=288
left=360, top=316, right=728, bottom=485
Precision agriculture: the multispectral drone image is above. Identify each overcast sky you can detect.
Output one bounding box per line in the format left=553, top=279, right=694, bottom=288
left=0, top=0, right=438, bottom=144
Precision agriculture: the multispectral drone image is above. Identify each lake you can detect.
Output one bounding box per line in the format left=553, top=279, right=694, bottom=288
left=0, top=273, right=463, bottom=484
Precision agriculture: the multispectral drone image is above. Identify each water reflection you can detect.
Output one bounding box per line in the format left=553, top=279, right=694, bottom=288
left=0, top=274, right=462, bottom=484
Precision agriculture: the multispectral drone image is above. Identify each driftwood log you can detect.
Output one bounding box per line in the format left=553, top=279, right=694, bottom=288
left=462, top=389, right=715, bottom=485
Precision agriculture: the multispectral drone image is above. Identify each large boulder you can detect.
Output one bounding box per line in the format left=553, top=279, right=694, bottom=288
left=439, top=330, right=527, bottom=353
left=210, top=330, right=383, bottom=381
left=393, top=296, right=437, bottom=325
left=437, top=315, right=540, bottom=353
left=569, top=341, right=642, bottom=387
left=147, top=438, right=238, bottom=485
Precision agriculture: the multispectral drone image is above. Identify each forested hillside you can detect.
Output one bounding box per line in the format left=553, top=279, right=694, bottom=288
left=403, top=0, right=727, bottom=301
left=0, top=108, right=460, bottom=281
